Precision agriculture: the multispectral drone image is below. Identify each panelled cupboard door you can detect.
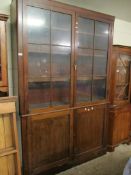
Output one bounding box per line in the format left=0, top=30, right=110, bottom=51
left=74, top=105, right=107, bottom=156
left=24, top=110, right=72, bottom=175
left=108, top=106, right=131, bottom=147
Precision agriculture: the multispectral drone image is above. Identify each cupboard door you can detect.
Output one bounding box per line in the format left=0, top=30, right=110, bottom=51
left=74, top=105, right=106, bottom=155
left=108, top=106, right=131, bottom=147
left=76, top=16, right=110, bottom=104
left=25, top=110, right=71, bottom=174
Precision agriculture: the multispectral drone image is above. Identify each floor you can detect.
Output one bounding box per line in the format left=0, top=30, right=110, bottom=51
left=57, top=145, right=131, bottom=175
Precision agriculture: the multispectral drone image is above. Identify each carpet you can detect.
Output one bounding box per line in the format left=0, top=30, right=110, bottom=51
left=57, top=145, right=131, bottom=175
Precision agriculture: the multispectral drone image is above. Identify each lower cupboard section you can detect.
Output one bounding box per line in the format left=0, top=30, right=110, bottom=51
left=108, top=105, right=131, bottom=151
left=22, top=110, right=73, bottom=175
left=22, top=105, right=108, bottom=175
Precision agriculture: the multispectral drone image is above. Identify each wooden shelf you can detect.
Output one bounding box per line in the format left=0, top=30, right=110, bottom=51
left=28, top=44, right=71, bottom=54
left=94, top=54, right=107, bottom=58
left=52, top=27, right=70, bottom=32
left=78, top=50, right=93, bottom=57
left=29, top=77, right=70, bottom=83
left=76, top=97, right=90, bottom=102
left=95, top=33, right=109, bottom=37
left=77, top=76, right=106, bottom=81
left=28, top=44, right=49, bottom=53
left=78, top=31, right=108, bottom=37
left=93, top=78, right=106, bottom=80
left=30, top=27, right=70, bottom=32
left=78, top=31, right=93, bottom=36
left=29, top=101, right=68, bottom=109
left=29, top=77, right=50, bottom=83
left=77, top=77, right=92, bottom=81
left=29, top=103, right=50, bottom=109
left=92, top=96, right=105, bottom=101
left=78, top=54, right=107, bottom=58
left=78, top=49, right=107, bottom=57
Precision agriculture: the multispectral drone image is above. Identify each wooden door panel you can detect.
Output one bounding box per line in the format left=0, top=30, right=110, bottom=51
left=74, top=106, right=106, bottom=154
left=111, top=110, right=130, bottom=145
left=26, top=110, right=71, bottom=172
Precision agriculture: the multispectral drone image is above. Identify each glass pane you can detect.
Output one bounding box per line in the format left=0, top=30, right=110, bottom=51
left=117, top=54, right=130, bottom=67
left=52, top=80, right=70, bottom=106
left=94, top=50, right=108, bottom=76
left=28, top=45, right=50, bottom=82
left=28, top=82, right=50, bottom=109
left=115, top=85, right=129, bottom=100
left=94, top=21, right=109, bottom=50
left=77, top=49, right=93, bottom=77
left=51, top=46, right=71, bottom=77
left=116, top=67, right=129, bottom=85
left=51, top=11, right=71, bottom=46
left=78, top=17, right=94, bottom=48
left=92, top=78, right=106, bottom=101
left=27, top=6, right=50, bottom=44
left=77, top=79, right=92, bottom=102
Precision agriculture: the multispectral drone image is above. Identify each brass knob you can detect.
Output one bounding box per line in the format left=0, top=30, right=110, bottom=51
left=84, top=108, right=87, bottom=111
left=91, top=107, right=94, bottom=110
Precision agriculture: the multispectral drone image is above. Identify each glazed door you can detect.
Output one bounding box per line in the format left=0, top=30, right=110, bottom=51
left=24, top=110, right=72, bottom=175
left=115, top=53, right=131, bottom=102
left=75, top=16, right=110, bottom=105
left=25, top=5, right=74, bottom=111
left=74, top=104, right=107, bottom=157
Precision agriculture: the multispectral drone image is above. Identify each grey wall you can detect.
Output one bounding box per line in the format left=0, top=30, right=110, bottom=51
left=56, top=0, right=131, bottom=22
